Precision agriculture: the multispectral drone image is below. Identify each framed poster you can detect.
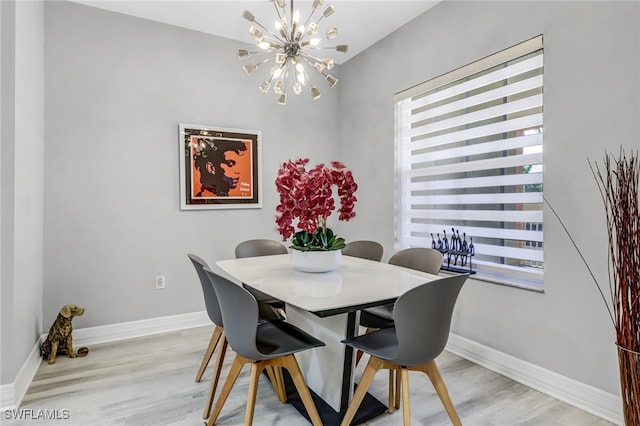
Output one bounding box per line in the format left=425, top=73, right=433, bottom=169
left=179, top=124, right=262, bottom=210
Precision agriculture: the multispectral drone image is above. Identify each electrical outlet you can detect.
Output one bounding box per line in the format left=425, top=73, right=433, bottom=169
left=155, top=275, right=165, bottom=289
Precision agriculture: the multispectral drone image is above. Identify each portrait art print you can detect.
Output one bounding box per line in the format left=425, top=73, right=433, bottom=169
left=179, top=124, right=262, bottom=210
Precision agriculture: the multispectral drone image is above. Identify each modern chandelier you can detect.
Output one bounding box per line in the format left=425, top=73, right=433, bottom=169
left=239, top=0, right=348, bottom=105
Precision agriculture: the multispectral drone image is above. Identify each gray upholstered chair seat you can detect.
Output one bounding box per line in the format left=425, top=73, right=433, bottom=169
left=343, top=327, right=399, bottom=360
left=254, top=320, right=324, bottom=359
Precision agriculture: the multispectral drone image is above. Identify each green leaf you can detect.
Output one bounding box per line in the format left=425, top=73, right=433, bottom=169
left=326, top=228, right=334, bottom=240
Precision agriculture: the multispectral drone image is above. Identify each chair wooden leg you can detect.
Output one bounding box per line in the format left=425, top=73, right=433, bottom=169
left=203, top=334, right=228, bottom=419
left=395, top=367, right=401, bottom=409
left=388, top=369, right=394, bottom=413
left=274, top=367, right=287, bottom=403
left=266, top=366, right=287, bottom=403
left=196, top=325, right=223, bottom=382
left=417, top=360, right=462, bottom=426
left=207, top=354, right=250, bottom=426
left=265, top=366, right=277, bottom=390
left=340, top=356, right=384, bottom=426
left=400, top=367, right=411, bottom=426
left=245, top=362, right=265, bottom=426
left=273, top=355, right=323, bottom=426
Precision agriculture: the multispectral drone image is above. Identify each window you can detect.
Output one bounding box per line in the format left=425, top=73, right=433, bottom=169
left=394, top=36, right=544, bottom=289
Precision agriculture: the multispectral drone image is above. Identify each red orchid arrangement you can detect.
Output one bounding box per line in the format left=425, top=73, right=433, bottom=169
left=275, top=158, right=358, bottom=251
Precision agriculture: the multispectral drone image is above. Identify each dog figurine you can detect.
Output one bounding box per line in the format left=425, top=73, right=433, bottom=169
left=40, top=304, right=89, bottom=364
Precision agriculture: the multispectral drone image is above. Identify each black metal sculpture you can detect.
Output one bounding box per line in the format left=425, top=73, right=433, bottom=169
left=431, top=227, right=476, bottom=274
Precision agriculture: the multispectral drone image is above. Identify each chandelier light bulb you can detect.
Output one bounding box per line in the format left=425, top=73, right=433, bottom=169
left=293, top=10, right=300, bottom=24
left=238, top=49, right=250, bottom=59
left=276, top=0, right=285, bottom=8
left=259, top=81, right=271, bottom=93
left=249, top=25, right=262, bottom=38
left=307, top=22, right=319, bottom=36
left=274, top=80, right=284, bottom=94
left=294, top=82, right=302, bottom=95
left=311, top=86, right=321, bottom=100
left=312, top=0, right=324, bottom=11
left=336, top=44, right=348, bottom=53
left=258, top=41, right=271, bottom=49
left=275, top=53, right=286, bottom=64
left=271, top=66, right=283, bottom=79
left=314, top=62, right=326, bottom=73
left=309, top=37, right=321, bottom=46
left=326, top=27, right=338, bottom=39
left=278, top=93, right=287, bottom=105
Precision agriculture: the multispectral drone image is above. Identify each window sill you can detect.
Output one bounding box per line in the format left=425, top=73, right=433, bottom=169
left=439, top=269, right=544, bottom=293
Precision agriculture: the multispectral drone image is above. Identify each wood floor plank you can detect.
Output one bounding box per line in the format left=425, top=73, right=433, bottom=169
left=5, top=325, right=614, bottom=426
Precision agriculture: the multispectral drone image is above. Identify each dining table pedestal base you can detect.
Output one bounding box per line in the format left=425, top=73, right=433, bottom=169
left=284, top=305, right=388, bottom=424
left=277, top=368, right=388, bottom=426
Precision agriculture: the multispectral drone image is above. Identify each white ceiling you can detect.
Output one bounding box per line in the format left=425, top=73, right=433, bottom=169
left=69, top=1, right=440, bottom=64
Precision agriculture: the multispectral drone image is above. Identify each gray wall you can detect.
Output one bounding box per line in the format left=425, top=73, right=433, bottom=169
left=338, top=0, right=639, bottom=395
left=1, top=0, right=45, bottom=385
left=42, top=0, right=341, bottom=332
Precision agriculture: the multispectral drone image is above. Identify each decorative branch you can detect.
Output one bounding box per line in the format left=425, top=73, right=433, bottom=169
left=590, top=149, right=639, bottom=426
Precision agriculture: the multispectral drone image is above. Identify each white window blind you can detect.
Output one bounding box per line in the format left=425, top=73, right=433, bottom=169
left=394, top=35, right=544, bottom=289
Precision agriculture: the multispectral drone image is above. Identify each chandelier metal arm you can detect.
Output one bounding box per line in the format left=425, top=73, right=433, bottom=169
left=252, top=17, right=287, bottom=45
left=299, top=55, right=331, bottom=80
left=306, top=46, right=347, bottom=51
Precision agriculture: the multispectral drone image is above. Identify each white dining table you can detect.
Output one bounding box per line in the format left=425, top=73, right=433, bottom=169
left=215, top=253, right=442, bottom=423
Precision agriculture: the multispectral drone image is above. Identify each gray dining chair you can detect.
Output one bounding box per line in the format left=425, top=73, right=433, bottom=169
left=341, top=240, right=385, bottom=363
left=235, top=238, right=288, bottom=258
left=356, top=247, right=443, bottom=410
left=341, top=274, right=468, bottom=426
left=203, top=267, right=325, bottom=426
left=188, top=254, right=281, bottom=419
left=342, top=240, right=384, bottom=262
left=235, top=239, right=288, bottom=310
left=360, top=247, right=443, bottom=330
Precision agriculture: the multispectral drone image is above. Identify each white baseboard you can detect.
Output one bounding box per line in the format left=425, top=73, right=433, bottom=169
left=0, top=311, right=210, bottom=410
left=70, top=310, right=210, bottom=348
left=446, top=333, right=623, bottom=425
left=0, top=339, right=44, bottom=411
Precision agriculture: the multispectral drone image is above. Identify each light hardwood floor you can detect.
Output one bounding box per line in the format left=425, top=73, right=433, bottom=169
left=7, top=326, right=613, bottom=426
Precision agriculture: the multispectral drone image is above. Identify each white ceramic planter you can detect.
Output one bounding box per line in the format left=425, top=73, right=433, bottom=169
left=291, top=249, right=343, bottom=273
